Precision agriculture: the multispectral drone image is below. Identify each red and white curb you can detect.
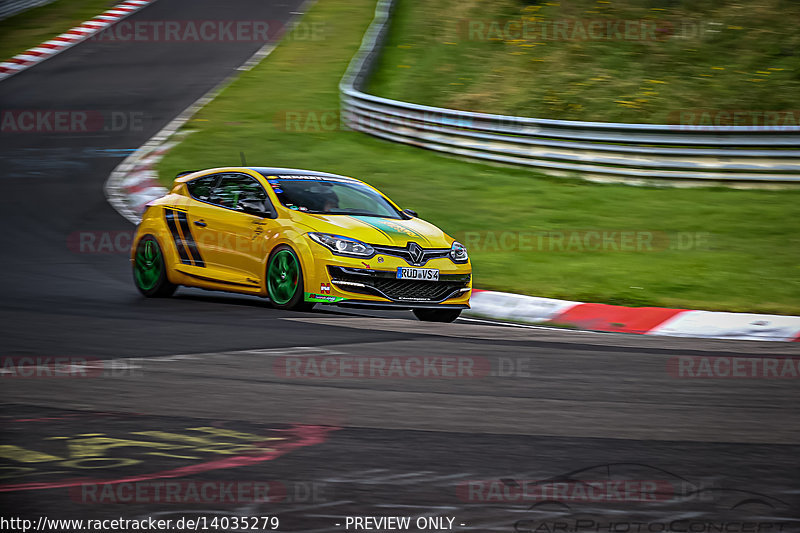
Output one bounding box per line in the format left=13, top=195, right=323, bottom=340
left=465, top=289, right=800, bottom=342
left=0, top=0, right=158, bottom=82
left=106, top=138, right=174, bottom=224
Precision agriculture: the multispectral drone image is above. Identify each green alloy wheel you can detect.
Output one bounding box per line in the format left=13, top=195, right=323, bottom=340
left=133, top=235, right=177, bottom=297
left=267, top=245, right=314, bottom=311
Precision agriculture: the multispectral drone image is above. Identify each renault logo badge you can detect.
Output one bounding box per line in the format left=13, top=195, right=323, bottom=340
left=407, top=242, right=424, bottom=264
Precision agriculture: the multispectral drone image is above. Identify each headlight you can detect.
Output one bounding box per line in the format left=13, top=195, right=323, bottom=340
left=450, top=241, right=468, bottom=263
left=308, top=232, right=375, bottom=257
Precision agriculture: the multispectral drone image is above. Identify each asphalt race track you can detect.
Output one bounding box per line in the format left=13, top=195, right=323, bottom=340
left=0, top=1, right=798, bottom=530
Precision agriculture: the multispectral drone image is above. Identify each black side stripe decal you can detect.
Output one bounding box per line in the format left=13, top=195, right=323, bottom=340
left=164, top=209, right=191, bottom=265
left=176, top=211, right=205, bottom=268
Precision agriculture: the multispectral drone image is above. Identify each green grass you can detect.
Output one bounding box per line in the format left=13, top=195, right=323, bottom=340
left=0, top=0, right=115, bottom=60
left=157, top=0, right=800, bottom=315
left=368, top=0, right=800, bottom=123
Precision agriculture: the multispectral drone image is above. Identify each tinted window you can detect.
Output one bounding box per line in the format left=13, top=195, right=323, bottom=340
left=186, top=175, right=218, bottom=201
left=211, top=174, right=268, bottom=209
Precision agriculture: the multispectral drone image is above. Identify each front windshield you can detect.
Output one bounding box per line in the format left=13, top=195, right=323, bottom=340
left=263, top=175, right=403, bottom=219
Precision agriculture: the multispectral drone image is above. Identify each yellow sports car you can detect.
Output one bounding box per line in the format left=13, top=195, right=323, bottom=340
left=131, top=167, right=472, bottom=322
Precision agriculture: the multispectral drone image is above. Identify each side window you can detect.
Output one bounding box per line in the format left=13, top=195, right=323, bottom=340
left=211, top=174, right=268, bottom=210
left=187, top=175, right=219, bottom=202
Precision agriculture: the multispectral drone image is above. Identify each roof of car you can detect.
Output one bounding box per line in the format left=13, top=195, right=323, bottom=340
left=175, top=167, right=362, bottom=184
left=248, top=167, right=354, bottom=179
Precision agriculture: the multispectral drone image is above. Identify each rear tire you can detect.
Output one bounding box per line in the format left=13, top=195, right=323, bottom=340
left=133, top=235, right=177, bottom=298
left=266, top=245, right=315, bottom=311
left=413, top=308, right=462, bottom=323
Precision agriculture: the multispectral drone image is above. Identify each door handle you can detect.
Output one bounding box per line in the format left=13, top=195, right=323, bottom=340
left=194, top=220, right=207, bottom=227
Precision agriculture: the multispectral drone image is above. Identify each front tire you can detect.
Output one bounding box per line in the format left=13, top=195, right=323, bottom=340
left=266, top=245, right=315, bottom=311
left=133, top=235, right=177, bottom=297
left=413, top=308, right=462, bottom=323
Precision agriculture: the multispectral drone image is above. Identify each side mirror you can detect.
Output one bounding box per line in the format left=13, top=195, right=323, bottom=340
left=238, top=199, right=275, bottom=218
left=403, top=209, right=418, bottom=218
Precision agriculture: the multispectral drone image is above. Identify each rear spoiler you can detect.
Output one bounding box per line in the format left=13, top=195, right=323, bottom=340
left=175, top=170, right=200, bottom=179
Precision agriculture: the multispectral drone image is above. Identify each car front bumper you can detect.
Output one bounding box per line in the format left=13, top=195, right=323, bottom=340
left=302, top=247, right=472, bottom=308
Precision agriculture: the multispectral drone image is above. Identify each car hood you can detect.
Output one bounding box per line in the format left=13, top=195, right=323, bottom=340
left=290, top=213, right=453, bottom=248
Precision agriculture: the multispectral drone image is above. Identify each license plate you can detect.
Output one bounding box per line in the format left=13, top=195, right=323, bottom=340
left=397, top=267, right=439, bottom=281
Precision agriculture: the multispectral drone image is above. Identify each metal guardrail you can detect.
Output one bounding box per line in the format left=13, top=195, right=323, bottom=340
left=0, top=0, right=58, bottom=21
left=340, top=0, right=800, bottom=184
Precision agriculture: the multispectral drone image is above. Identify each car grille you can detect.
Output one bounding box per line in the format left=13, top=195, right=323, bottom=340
left=328, top=267, right=470, bottom=303
left=371, top=244, right=450, bottom=267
